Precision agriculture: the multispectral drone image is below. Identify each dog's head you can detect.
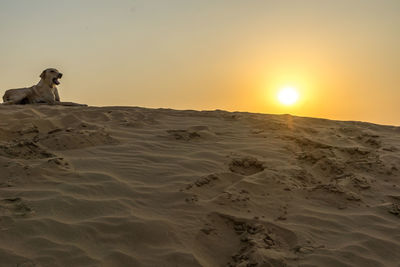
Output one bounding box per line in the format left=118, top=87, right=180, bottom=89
left=40, top=68, right=63, bottom=87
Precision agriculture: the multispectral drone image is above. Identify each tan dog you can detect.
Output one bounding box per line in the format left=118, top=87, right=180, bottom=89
left=2, top=68, right=86, bottom=106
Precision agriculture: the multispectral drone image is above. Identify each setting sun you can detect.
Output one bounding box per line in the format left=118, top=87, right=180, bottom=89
left=277, top=87, right=299, bottom=106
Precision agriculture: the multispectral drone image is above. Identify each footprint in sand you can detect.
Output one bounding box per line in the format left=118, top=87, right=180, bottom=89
left=167, top=130, right=201, bottom=141
left=0, top=141, right=54, bottom=159
left=47, top=157, right=70, bottom=169
left=0, top=197, right=34, bottom=217
left=356, top=133, right=381, bottom=148
left=166, top=126, right=216, bottom=141
left=39, top=127, right=117, bottom=151
left=387, top=195, right=400, bottom=217
left=197, top=212, right=298, bottom=267
left=388, top=204, right=400, bottom=217
left=229, top=157, right=265, bottom=176
left=181, top=173, right=243, bottom=201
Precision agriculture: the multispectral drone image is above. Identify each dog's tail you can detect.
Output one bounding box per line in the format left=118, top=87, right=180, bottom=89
left=2, top=91, right=9, bottom=103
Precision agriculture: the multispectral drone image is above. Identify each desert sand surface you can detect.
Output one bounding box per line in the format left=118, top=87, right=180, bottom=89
left=0, top=105, right=399, bottom=267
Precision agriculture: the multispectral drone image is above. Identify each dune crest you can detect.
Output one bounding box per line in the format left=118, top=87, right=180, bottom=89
left=0, top=106, right=399, bottom=266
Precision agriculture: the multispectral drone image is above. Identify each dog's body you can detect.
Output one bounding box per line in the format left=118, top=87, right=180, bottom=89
left=2, top=85, right=60, bottom=105
left=2, top=68, right=86, bottom=106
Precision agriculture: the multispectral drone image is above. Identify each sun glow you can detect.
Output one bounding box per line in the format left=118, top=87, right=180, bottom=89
left=277, top=87, right=299, bottom=106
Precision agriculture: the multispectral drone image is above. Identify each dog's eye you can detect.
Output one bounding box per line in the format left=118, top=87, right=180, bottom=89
left=50, top=70, right=55, bottom=73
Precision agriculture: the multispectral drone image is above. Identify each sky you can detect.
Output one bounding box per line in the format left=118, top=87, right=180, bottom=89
left=0, top=0, right=399, bottom=125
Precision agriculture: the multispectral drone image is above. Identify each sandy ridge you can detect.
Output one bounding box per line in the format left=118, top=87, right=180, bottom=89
left=0, top=105, right=399, bottom=266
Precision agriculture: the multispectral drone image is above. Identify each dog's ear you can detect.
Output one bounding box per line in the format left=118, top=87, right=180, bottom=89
left=40, top=70, right=46, bottom=79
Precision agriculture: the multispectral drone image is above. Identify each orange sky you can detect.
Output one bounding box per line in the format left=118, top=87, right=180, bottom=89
left=0, top=0, right=399, bottom=125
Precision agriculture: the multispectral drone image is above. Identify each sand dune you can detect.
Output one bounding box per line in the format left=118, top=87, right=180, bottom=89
left=0, top=105, right=399, bottom=267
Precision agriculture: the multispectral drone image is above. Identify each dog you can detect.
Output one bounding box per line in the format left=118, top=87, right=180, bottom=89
left=2, top=68, right=86, bottom=106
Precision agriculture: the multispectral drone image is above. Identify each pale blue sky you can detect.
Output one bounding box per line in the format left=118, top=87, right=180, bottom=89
left=1, top=0, right=399, bottom=125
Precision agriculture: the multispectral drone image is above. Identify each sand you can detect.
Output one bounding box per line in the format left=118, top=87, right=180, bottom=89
left=0, top=105, right=399, bottom=267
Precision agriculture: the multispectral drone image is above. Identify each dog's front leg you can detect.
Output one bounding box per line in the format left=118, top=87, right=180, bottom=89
left=56, top=101, right=88, bottom=107
left=54, top=88, right=60, bottom=102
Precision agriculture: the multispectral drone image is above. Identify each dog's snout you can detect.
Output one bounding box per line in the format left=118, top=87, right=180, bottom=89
left=58, top=73, right=63, bottom=78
